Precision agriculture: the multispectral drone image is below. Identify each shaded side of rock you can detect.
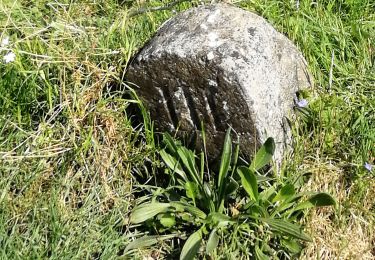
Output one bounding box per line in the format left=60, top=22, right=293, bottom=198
left=126, top=3, right=312, bottom=164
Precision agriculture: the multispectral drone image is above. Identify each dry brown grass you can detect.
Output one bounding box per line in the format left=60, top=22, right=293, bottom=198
left=300, top=161, right=375, bottom=259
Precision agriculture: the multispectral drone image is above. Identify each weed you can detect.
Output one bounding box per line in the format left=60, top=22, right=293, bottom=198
left=127, top=130, right=335, bottom=259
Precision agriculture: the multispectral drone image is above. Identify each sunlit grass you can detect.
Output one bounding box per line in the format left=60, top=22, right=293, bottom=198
left=0, top=0, right=374, bottom=258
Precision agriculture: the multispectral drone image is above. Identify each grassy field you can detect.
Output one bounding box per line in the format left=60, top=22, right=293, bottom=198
left=0, top=0, right=374, bottom=259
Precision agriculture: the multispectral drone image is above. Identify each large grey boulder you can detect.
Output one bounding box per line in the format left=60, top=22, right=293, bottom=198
left=126, top=4, right=312, bottom=164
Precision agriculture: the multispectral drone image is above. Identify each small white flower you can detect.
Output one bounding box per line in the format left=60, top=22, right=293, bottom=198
left=3, top=51, right=16, bottom=63
left=1, top=36, right=9, bottom=47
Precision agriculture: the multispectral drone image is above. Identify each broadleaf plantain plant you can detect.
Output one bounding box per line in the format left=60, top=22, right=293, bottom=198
left=126, top=129, right=335, bottom=259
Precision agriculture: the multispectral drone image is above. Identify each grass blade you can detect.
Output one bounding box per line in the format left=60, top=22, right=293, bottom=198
left=255, top=245, right=269, bottom=260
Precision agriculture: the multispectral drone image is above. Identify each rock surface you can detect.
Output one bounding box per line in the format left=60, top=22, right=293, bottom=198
left=126, top=3, right=312, bottom=164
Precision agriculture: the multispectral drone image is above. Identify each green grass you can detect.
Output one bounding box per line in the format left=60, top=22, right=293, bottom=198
left=0, top=0, right=374, bottom=258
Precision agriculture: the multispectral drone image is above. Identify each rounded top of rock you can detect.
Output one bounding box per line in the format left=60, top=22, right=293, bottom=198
left=138, top=4, right=304, bottom=63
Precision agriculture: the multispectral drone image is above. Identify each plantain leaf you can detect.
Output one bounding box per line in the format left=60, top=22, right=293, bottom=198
left=130, top=203, right=171, bottom=224
left=163, top=132, right=179, bottom=154
left=177, top=147, right=200, bottom=184
left=159, top=213, right=176, bottom=228
left=249, top=137, right=275, bottom=171
left=203, top=183, right=212, bottom=198
left=170, top=201, right=207, bottom=219
left=294, top=193, right=336, bottom=211
left=206, top=229, right=219, bottom=255
left=160, top=149, right=188, bottom=181
left=281, top=238, right=302, bottom=254
left=125, top=234, right=176, bottom=252
left=274, top=202, right=295, bottom=214
left=206, top=212, right=234, bottom=228
left=308, top=193, right=336, bottom=206
left=225, top=177, right=239, bottom=196
left=256, top=175, right=272, bottom=183
left=272, top=184, right=296, bottom=203
left=185, top=181, right=199, bottom=201
left=180, top=230, right=202, bottom=260
left=237, top=166, right=259, bottom=201
left=218, top=128, right=232, bottom=196
left=259, top=186, right=276, bottom=202
left=262, top=218, right=312, bottom=241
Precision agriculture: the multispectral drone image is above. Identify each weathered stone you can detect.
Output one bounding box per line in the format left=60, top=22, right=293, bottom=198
left=126, top=3, right=312, bottom=164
